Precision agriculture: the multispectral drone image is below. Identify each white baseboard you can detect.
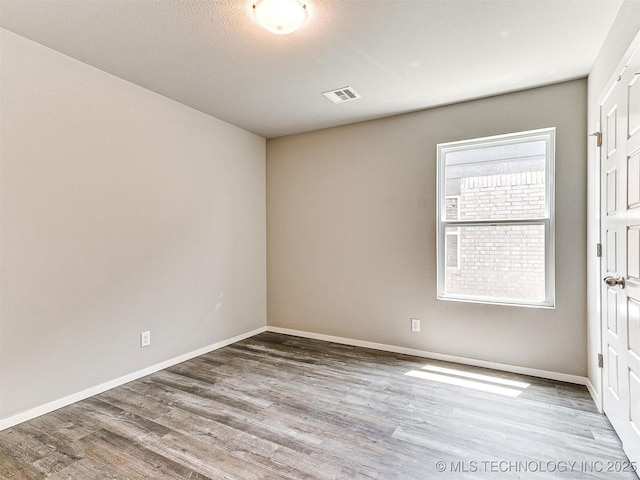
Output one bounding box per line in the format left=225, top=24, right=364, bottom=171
left=267, top=326, right=589, bottom=386
left=0, top=326, right=267, bottom=431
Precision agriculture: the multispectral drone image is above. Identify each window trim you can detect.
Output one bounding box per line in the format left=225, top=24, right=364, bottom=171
left=436, top=128, right=556, bottom=308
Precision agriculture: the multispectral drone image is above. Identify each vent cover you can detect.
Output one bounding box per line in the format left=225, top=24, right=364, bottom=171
left=322, top=86, right=361, bottom=104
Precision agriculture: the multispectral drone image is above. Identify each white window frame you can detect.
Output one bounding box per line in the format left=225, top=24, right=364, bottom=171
left=436, top=128, right=556, bottom=308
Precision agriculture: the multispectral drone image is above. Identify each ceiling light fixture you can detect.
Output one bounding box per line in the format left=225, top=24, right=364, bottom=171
left=253, top=0, right=307, bottom=35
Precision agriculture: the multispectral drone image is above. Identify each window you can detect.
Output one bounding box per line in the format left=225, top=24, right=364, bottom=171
left=436, top=128, right=555, bottom=308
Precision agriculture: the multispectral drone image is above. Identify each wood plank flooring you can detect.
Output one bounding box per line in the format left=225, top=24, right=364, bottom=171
left=1, top=332, right=637, bottom=479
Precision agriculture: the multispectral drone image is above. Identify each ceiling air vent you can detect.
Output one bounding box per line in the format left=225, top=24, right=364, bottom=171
left=322, top=86, right=361, bottom=104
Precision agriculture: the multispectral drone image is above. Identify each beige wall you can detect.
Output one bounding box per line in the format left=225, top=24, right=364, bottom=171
left=267, top=79, right=587, bottom=377
left=0, top=29, right=266, bottom=419
left=586, top=0, right=640, bottom=405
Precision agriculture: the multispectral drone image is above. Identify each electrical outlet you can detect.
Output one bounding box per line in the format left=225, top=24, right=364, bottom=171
left=141, top=331, right=151, bottom=347
left=411, top=318, right=420, bottom=332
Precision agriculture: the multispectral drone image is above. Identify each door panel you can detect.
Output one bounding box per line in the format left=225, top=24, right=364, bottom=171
left=608, top=169, right=618, bottom=214
left=608, top=290, right=618, bottom=334
left=608, top=229, right=618, bottom=271
left=630, top=74, right=640, bottom=138
left=628, top=153, right=640, bottom=207
left=628, top=227, right=640, bottom=280
left=630, top=371, right=640, bottom=436
left=600, top=40, right=640, bottom=467
left=600, top=53, right=627, bottom=462
left=629, top=298, right=640, bottom=358
left=608, top=345, right=620, bottom=397
left=624, top=40, right=640, bottom=466
left=607, top=105, right=618, bottom=156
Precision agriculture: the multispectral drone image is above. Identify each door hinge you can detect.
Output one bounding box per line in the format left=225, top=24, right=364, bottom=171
left=598, top=353, right=604, bottom=368
left=590, top=131, right=602, bottom=147
left=596, top=243, right=602, bottom=257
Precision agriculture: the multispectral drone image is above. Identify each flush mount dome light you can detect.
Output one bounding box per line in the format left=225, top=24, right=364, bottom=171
left=253, top=0, right=307, bottom=35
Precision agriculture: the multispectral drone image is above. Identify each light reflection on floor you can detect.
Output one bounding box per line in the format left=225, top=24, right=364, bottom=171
left=405, top=364, right=530, bottom=398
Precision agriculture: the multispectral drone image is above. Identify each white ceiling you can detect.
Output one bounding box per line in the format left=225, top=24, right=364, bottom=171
left=0, top=0, right=624, bottom=138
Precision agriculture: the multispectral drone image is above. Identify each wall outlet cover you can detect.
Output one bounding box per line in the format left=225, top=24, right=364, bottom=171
left=411, top=318, right=420, bottom=332
left=141, top=331, right=151, bottom=347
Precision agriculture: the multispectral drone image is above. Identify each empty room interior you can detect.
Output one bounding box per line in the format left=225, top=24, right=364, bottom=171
left=1, top=0, right=640, bottom=478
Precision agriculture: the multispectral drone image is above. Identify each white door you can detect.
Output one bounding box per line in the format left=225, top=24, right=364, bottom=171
left=600, top=40, right=640, bottom=466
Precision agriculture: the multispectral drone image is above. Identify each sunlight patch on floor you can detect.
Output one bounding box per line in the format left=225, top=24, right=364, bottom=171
left=421, top=364, right=531, bottom=389
left=405, top=365, right=530, bottom=398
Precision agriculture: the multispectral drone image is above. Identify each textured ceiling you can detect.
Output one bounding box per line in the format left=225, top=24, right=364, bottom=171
left=0, top=0, right=624, bottom=138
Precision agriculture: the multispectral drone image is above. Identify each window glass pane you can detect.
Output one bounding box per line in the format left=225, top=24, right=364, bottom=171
left=445, top=229, right=459, bottom=269
left=444, top=224, right=545, bottom=302
left=445, top=196, right=459, bottom=220
left=444, top=140, right=546, bottom=220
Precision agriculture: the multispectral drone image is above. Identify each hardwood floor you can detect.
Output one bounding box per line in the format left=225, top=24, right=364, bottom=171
left=1, top=332, right=637, bottom=479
